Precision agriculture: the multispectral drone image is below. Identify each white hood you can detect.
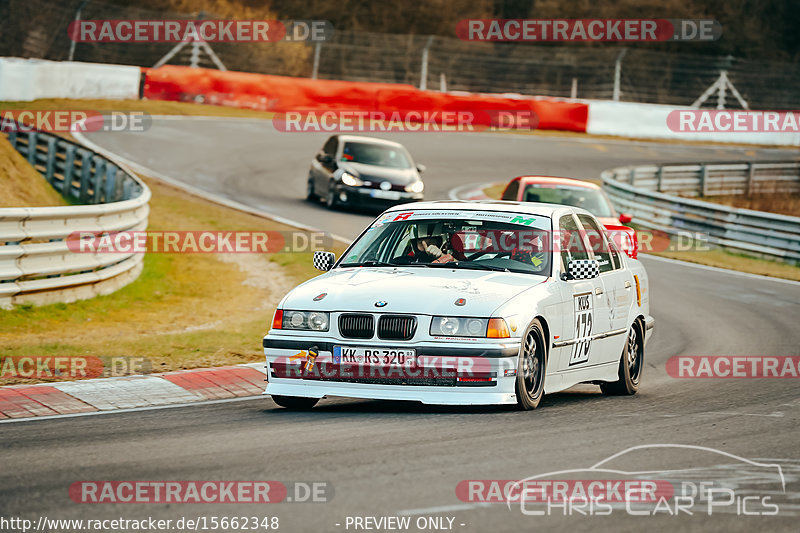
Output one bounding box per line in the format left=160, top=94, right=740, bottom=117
left=281, top=267, right=546, bottom=316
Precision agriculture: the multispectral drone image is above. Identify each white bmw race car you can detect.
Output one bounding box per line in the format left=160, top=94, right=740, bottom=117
left=263, top=201, right=654, bottom=410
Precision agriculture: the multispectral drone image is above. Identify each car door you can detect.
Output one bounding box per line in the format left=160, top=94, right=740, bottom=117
left=555, top=214, right=609, bottom=372
left=576, top=213, right=629, bottom=365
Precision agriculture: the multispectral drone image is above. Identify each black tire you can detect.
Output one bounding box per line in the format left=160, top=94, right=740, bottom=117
left=271, top=395, right=319, bottom=409
left=600, top=321, right=643, bottom=396
left=306, top=176, right=318, bottom=201
left=515, top=319, right=547, bottom=410
left=325, top=181, right=338, bottom=209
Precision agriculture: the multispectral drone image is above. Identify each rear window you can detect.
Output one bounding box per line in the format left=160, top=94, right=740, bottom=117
left=523, top=184, right=613, bottom=217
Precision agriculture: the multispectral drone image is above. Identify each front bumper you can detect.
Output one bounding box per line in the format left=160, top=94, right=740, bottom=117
left=263, top=335, right=521, bottom=405
left=336, top=184, right=424, bottom=207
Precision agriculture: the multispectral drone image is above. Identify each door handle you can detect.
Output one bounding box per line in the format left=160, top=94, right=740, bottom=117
left=595, top=287, right=604, bottom=295
left=624, top=281, right=632, bottom=289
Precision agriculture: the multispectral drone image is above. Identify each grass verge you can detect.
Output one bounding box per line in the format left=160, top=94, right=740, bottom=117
left=0, top=177, right=346, bottom=385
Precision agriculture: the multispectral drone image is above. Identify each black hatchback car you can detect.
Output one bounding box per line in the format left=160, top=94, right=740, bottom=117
left=306, top=135, right=425, bottom=210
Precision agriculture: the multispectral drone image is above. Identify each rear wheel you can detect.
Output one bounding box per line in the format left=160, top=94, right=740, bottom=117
left=515, top=319, right=546, bottom=410
left=600, top=322, right=643, bottom=395
left=271, top=395, right=319, bottom=409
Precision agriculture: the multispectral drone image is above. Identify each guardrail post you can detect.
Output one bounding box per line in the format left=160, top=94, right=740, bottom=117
left=628, top=168, right=635, bottom=185
left=44, top=137, right=58, bottom=185
left=745, top=162, right=755, bottom=196
left=62, top=144, right=77, bottom=196
left=27, top=132, right=38, bottom=167
left=104, top=164, right=119, bottom=203
left=92, top=156, right=106, bottom=204
left=699, top=165, right=709, bottom=197
left=78, top=149, right=93, bottom=203
left=656, top=167, right=664, bottom=192
left=6, top=130, right=17, bottom=149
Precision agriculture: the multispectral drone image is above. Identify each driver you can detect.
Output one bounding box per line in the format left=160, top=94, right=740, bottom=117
left=410, top=235, right=456, bottom=263
left=510, top=231, right=547, bottom=269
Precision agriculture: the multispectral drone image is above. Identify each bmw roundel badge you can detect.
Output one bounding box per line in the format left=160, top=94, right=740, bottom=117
left=374, top=301, right=388, bottom=307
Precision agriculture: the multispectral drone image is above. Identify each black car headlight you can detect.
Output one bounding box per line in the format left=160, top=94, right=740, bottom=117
left=283, top=310, right=330, bottom=331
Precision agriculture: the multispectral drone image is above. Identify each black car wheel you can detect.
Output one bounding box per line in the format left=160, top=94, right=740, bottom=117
left=515, top=319, right=547, bottom=410
left=600, top=321, right=643, bottom=396
left=306, top=175, right=318, bottom=201
left=271, top=395, right=319, bottom=409
left=325, top=181, right=338, bottom=209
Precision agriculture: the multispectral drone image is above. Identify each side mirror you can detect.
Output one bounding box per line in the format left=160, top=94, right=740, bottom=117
left=618, top=213, right=633, bottom=224
left=318, top=153, right=333, bottom=165
left=566, top=259, right=599, bottom=280
left=416, top=163, right=426, bottom=174
left=313, top=251, right=336, bottom=272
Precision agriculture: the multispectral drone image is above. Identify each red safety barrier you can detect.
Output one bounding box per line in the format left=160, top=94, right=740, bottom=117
left=142, top=65, right=588, bottom=132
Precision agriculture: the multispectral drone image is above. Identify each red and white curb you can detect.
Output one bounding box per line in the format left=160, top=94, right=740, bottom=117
left=447, top=182, right=492, bottom=201
left=0, top=362, right=267, bottom=421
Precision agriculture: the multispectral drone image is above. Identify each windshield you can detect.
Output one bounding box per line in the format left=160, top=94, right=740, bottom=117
left=339, top=210, right=552, bottom=275
left=523, top=184, right=614, bottom=218
left=341, top=142, right=412, bottom=168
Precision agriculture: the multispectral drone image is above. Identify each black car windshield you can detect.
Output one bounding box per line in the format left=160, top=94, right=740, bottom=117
left=523, top=184, right=614, bottom=217
left=338, top=210, right=553, bottom=275
left=341, top=142, right=412, bottom=168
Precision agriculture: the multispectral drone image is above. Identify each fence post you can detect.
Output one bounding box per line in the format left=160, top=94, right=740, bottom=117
left=699, top=165, right=709, bottom=196
left=311, top=41, right=322, bottom=79
left=419, top=36, right=434, bottom=91
left=745, top=162, right=755, bottom=196
left=612, top=48, right=627, bottom=101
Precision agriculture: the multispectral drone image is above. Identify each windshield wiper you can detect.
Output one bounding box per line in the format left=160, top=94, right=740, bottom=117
left=423, top=262, right=509, bottom=272
left=340, top=260, right=398, bottom=268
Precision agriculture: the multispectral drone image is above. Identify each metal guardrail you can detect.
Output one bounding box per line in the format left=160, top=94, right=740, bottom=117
left=602, top=162, right=800, bottom=264
left=0, top=125, right=150, bottom=308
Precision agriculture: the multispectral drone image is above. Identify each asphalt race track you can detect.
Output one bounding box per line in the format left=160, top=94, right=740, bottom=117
left=3, top=118, right=800, bottom=531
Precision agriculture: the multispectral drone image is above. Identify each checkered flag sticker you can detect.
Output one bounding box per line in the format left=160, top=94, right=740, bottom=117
left=313, top=251, right=336, bottom=271
left=568, top=259, right=599, bottom=280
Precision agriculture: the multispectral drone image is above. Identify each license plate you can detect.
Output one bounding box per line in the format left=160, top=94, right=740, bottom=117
left=369, top=190, right=401, bottom=200
left=333, top=346, right=416, bottom=367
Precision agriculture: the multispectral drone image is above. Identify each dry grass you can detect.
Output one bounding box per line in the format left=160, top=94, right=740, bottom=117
left=0, top=177, right=346, bottom=385
left=0, top=136, right=67, bottom=207
left=701, top=193, right=800, bottom=218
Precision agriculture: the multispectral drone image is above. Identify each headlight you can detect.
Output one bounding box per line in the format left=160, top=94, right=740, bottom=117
left=430, top=316, right=490, bottom=337
left=405, top=180, right=424, bottom=193
left=282, top=310, right=330, bottom=331
left=341, top=172, right=363, bottom=186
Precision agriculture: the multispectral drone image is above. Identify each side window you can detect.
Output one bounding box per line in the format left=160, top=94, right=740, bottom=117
left=607, top=238, right=622, bottom=270
left=559, top=214, right=589, bottom=271
left=578, top=214, right=614, bottom=273
left=501, top=180, right=519, bottom=200
left=322, top=136, right=338, bottom=156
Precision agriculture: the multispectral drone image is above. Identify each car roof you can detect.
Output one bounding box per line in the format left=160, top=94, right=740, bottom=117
left=514, top=176, right=601, bottom=190
left=335, top=135, right=404, bottom=148
left=383, top=200, right=585, bottom=219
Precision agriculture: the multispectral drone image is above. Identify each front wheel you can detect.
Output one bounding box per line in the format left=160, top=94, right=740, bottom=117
left=600, top=322, right=643, bottom=396
left=325, top=182, right=338, bottom=209
left=306, top=176, right=318, bottom=201
left=515, top=319, right=547, bottom=410
left=271, top=395, right=319, bottom=410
